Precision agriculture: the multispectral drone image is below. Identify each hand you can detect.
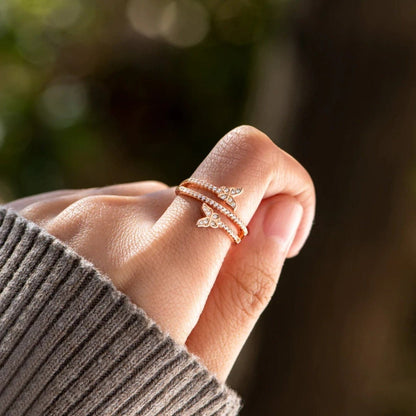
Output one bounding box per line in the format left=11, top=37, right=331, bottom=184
left=4, top=126, right=315, bottom=382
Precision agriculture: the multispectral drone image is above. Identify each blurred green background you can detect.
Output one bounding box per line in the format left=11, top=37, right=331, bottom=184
left=1, top=0, right=416, bottom=415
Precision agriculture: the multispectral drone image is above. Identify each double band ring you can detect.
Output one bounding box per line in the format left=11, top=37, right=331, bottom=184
left=175, top=178, right=248, bottom=244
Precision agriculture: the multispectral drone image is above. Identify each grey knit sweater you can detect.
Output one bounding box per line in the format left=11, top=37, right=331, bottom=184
left=0, top=206, right=241, bottom=415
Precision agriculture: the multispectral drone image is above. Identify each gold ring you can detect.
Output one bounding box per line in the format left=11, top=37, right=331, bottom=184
left=175, top=178, right=248, bottom=244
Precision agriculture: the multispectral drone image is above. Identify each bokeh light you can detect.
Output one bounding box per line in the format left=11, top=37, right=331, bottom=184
left=126, top=0, right=171, bottom=39
left=46, top=0, right=82, bottom=29
left=15, top=27, right=57, bottom=65
left=159, top=0, right=210, bottom=48
left=38, top=81, right=88, bottom=129
left=0, top=4, right=9, bottom=33
left=127, top=0, right=209, bottom=47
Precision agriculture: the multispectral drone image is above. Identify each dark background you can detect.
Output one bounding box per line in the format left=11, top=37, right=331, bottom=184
left=1, top=0, right=415, bottom=414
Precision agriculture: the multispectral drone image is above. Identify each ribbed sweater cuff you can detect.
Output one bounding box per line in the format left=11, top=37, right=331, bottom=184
left=0, top=207, right=242, bottom=416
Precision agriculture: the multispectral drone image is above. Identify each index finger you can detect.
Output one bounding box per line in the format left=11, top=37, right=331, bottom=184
left=180, top=125, right=315, bottom=255
left=126, top=125, right=315, bottom=342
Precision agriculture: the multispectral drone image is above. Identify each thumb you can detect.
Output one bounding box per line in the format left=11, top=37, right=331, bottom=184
left=186, top=194, right=303, bottom=382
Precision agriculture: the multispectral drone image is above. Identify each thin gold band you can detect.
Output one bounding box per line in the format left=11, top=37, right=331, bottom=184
left=175, top=182, right=248, bottom=244
left=179, top=177, right=243, bottom=210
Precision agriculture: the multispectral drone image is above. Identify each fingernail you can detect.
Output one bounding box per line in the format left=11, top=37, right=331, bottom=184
left=263, top=199, right=303, bottom=252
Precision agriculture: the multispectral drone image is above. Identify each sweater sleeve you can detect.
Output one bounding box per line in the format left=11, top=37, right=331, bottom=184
left=0, top=206, right=242, bottom=416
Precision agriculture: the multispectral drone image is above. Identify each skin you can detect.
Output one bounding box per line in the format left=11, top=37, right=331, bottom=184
left=4, top=125, right=316, bottom=383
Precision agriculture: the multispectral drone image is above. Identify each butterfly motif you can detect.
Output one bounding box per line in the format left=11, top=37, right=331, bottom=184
left=197, top=203, right=221, bottom=228
left=217, top=186, right=243, bottom=210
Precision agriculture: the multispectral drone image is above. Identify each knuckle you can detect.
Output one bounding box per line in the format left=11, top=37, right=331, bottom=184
left=19, top=200, right=49, bottom=219
left=65, top=195, right=119, bottom=219
left=76, top=194, right=109, bottom=209
left=228, top=258, right=278, bottom=320
left=47, top=194, right=125, bottom=239
left=142, top=180, right=169, bottom=188
left=66, top=195, right=142, bottom=231
left=224, top=125, right=274, bottom=155
left=219, top=125, right=282, bottom=176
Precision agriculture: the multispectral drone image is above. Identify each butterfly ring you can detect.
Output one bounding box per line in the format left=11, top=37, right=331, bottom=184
left=175, top=178, right=248, bottom=244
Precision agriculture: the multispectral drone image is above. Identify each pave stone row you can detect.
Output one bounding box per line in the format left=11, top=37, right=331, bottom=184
left=176, top=185, right=248, bottom=242
left=180, top=177, right=242, bottom=209
left=177, top=185, right=248, bottom=235
left=206, top=215, right=241, bottom=244
left=181, top=177, right=220, bottom=193
left=176, top=187, right=242, bottom=244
